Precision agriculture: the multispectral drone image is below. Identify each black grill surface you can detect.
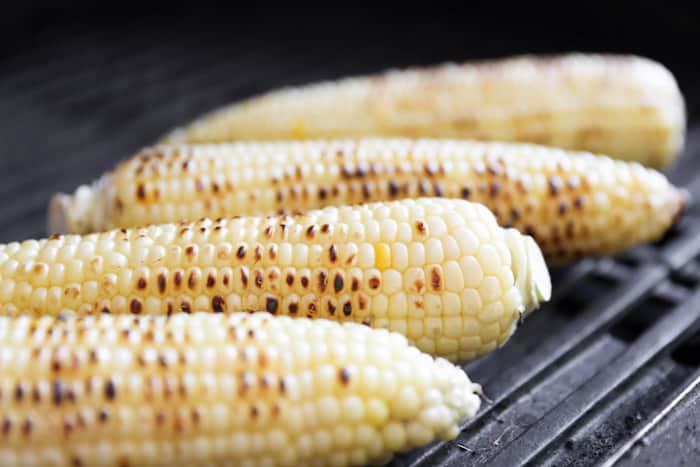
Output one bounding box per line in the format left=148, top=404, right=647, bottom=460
left=2, top=9, right=700, bottom=466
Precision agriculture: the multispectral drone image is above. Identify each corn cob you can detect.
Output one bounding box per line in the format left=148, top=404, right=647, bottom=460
left=0, top=312, right=482, bottom=466
left=9, top=198, right=551, bottom=362
left=50, top=139, right=686, bottom=261
left=161, top=54, right=685, bottom=168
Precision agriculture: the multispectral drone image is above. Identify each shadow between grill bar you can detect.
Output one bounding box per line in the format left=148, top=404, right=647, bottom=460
left=487, top=287, right=700, bottom=466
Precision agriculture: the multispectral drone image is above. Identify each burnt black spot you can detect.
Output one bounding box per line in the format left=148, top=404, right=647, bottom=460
left=558, top=201, right=568, bottom=215
left=105, top=380, right=117, bottom=400
left=237, top=246, right=247, bottom=259
left=137, top=278, right=147, bottom=290
left=289, top=303, right=298, bottom=314
left=136, top=184, right=146, bottom=200
left=212, top=296, right=226, bottom=313
left=286, top=274, right=294, bottom=287
left=351, top=278, right=359, bottom=292
left=510, top=208, right=520, bottom=221
left=328, top=302, right=336, bottom=315
left=318, top=271, right=328, bottom=292
left=301, top=276, right=309, bottom=288
left=369, top=277, right=380, bottom=289
left=343, top=302, right=352, bottom=316
left=318, top=187, right=328, bottom=200
left=306, top=225, right=317, bottom=238
left=14, top=384, right=24, bottom=401
left=52, top=381, right=63, bottom=406
left=461, top=186, right=471, bottom=199
left=266, top=297, right=279, bottom=314
left=181, top=302, right=191, bottom=314
left=255, top=271, right=263, bottom=289
left=549, top=176, right=563, bottom=196
left=158, top=274, right=166, bottom=293
left=388, top=181, right=399, bottom=197
left=339, top=367, right=351, bottom=385
left=240, top=268, right=249, bottom=288
left=574, top=196, right=585, bottom=209
left=362, top=183, right=371, bottom=199
left=334, top=274, right=344, bottom=293
left=329, top=245, right=338, bottom=263
left=489, top=182, right=500, bottom=197
left=174, top=271, right=183, bottom=288
left=130, top=299, right=142, bottom=314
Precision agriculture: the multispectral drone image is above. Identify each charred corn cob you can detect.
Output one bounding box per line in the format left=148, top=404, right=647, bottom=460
left=9, top=198, right=551, bottom=361
left=0, top=312, right=482, bottom=466
left=162, top=54, right=685, bottom=168
left=50, top=139, right=686, bottom=261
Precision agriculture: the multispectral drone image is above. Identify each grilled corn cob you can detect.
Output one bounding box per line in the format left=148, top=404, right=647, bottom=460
left=162, top=54, right=685, bottom=168
left=50, top=139, right=686, bottom=261
left=0, top=312, right=482, bottom=466
left=10, top=198, right=551, bottom=361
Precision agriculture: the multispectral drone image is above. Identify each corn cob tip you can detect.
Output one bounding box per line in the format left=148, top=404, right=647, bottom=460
left=505, top=228, right=551, bottom=318
left=48, top=178, right=111, bottom=235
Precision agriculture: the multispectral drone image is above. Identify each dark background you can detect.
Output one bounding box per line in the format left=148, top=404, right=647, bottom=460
left=2, top=5, right=700, bottom=466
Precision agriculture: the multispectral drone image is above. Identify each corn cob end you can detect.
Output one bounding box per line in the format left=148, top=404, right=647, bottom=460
left=506, top=229, right=551, bottom=318
left=48, top=178, right=112, bottom=235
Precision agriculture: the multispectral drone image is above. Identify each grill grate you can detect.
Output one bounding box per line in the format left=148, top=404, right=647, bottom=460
left=2, top=23, right=700, bottom=467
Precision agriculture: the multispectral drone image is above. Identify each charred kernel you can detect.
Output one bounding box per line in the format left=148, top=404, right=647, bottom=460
left=318, top=271, right=328, bottom=292
left=264, top=226, right=274, bottom=238
left=343, top=302, right=352, bottom=316
left=415, top=221, right=427, bottom=235
left=362, top=183, right=371, bottom=199
left=268, top=245, right=277, bottom=259
left=549, top=176, right=563, bottom=196
left=489, top=182, right=500, bottom=197
left=105, top=380, right=117, bottom=400
left=358, top=295, right=368, bottom=310
left=334, top=274, right=344, bottom=293
left=369, top=277, right=381, bottom=289
left=98, top=410, right=109, bottom=423
left=321, top=224, right=331, bottom=234
left=286, top=274, right=294, bottom=286
left=431, top=267, right=442, bottom=290
left=15, top=384, right=24, bottom=401
left=461, top=187, right=471, bottom=199
left=339, top=367, right=351, bottom=385
left=157, top=274, right=166, bottom=293
left=206, top=274, right=216, bottom=288
left=328, top=302, right=336, bottom=315
left=240, top=268, right=249, bottom=288
left=388, top=181, right=400, bottom=197
left=53, top=381, right=63, bottom=406
left=174, top=271, right=183, bottom=288
left=266, top=297, right=279, bottom=314
left=318, top=187, right=328, bottom=200
left=223, top=274, right=230, bottom=286
left=136, top=184, right=146, bottom=200
left=558, top=201, right=568, bottom=215
left=129, top=298, right=143, bottom=314
left=237, top=246, right=247, bottom=259
left=351, top=278, right=359, bottom=291
left=574, top=196, right=585, bottom=209
left=289, top=303, right=298, bottom=314
left=254, top=245, right=263, bottom=261
left=181, top=302, right=191, bottom=313
left=329, top=245, right=338, bottom=263
left=212, top=296, right=226, bottom=313
left=510, top=208, right=520, bottom=220
left=306, top=225, right=317, bottom=238
left=137, top=278, right=147, bottom=290
left=255, top=271, right=263, bottom=288
left=424, top=162, right=438, bottom=176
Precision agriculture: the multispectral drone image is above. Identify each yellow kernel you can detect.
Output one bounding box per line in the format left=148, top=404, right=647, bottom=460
left=479, top=276, right=502, bottom=303
left=375, top=243, right=391, bottom=269
left=382, top=422, right=407, bottom=451
left=391, top=386, right=421, bottom=419
left=460, top=256, right=484, bottom=288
